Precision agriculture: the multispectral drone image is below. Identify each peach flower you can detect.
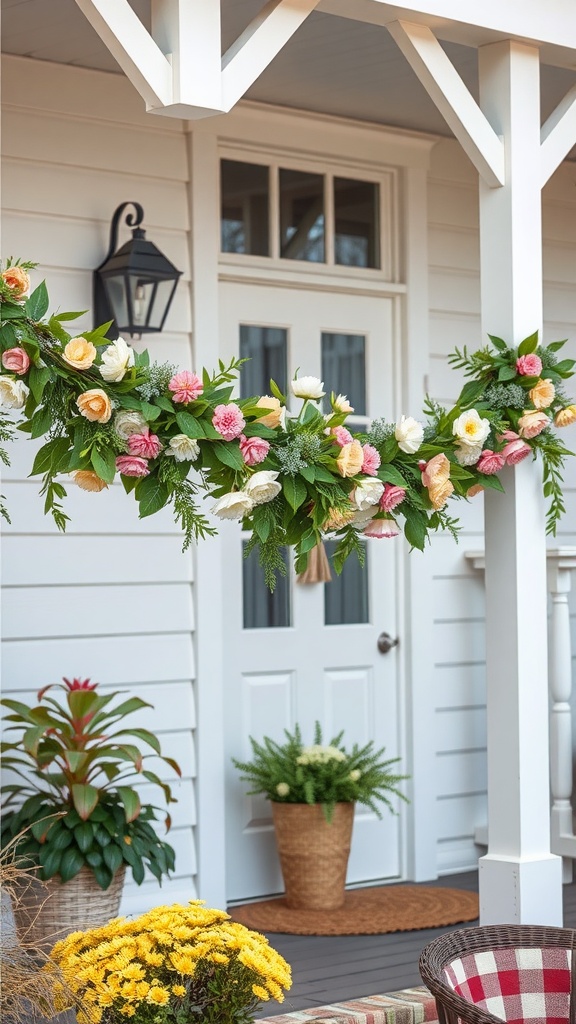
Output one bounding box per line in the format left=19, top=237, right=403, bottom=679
left=518, top=410, right=550, bottom=439
left=467, top=484, right=484, bottom=498
left=336, top=440, right=364, bottom=478
left=529, top=378, right=555, bottom=410
left=421, top=453, right=454, bottom=509
left=2, top=266, right=30, bottom=298
left=255, top=395, right=285, bottom=429
left=323, top=506, right=356, bottom=531
left=63, top=337, right=97, bottom=371
left=76, top=388, right=112, bottom=423
left=73, top=470, right=108, bottom=492
left=555, top=405, right=576, bottom=428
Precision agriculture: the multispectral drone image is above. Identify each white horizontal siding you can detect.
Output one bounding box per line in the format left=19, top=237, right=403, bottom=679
left=427, top=138, right=576, bottom=875
left=0, top=55, right=197, bottom=913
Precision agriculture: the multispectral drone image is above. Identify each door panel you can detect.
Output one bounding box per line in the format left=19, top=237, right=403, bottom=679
left=220, top=282, right=404, bottom=901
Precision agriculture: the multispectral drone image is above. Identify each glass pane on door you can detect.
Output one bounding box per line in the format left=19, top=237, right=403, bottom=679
left=221, top=160, right=269, bottom=256
left=280, top=169, right=325, bottom=262
left=321, top=333, right=366, bottom=415
left=324, top=541, right=369, bottom=625
left=243, top=543, right=291, bottom=629
left=334, top=178, right=380, bottom=269
left=239, top=325, right=288, bottom=398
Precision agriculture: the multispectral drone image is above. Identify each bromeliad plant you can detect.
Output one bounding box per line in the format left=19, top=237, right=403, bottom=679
left=46, top=900, right=292, bottom=1024
left=0, top=259, right=575, bottom=588
left=233, top=722, right=409, bottom=822
left=0, top=678, right=181, bottom=890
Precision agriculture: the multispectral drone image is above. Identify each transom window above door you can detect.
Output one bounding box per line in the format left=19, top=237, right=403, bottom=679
left=221, top=159, right=381, bottom=269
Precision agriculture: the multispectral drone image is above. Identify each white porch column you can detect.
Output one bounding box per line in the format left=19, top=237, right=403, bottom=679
left=478, top=40, right=562, bottom=925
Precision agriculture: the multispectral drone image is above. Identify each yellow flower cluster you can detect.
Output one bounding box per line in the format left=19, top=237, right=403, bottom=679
left=47, top=900, right=291, bottom=1024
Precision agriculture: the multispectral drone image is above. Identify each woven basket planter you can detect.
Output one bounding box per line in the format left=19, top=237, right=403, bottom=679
left=12, top=865, right=126, bottom=950
left=271, top=802, right=354, bottom=910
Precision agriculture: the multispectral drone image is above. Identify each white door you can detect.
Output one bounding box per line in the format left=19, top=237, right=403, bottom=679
left=220, top=282, right=405, bottom=902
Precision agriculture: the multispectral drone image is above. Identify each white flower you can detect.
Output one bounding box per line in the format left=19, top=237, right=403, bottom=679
left=454, top=442, right=483, bottom=467
left=333, top=393, right=354, bottom=414
left=296, top=744, right=347, bottom=765
left=168, top=434, right=200, bottom=462
left=276, top=783, right=290, bottom=797
left=452, top=409, right=491, bottom=447
left=0, top=377, right=29, bottom=409
left=114, top=409, right=148, bottom=439
left=395, top=415, right=424, bottom=454
left=244, top=470, right=282, bottom=505
left=352, top=506, right=379, bottom=528
left=349, top=769, right=361, bottom=782
left=291, top=375, right=325, bottom=400
left=99, top=338, right=135, bottom=382
left=353, top=479, right=384, bottom=510
left=211, top=491, right=254, bottom=520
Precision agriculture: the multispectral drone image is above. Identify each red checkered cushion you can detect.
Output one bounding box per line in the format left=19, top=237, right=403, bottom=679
left=443, top=947, right=572, bottom=1024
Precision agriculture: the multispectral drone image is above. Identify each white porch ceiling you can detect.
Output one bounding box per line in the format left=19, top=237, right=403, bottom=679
left=2, top=0, right=576, bottom=157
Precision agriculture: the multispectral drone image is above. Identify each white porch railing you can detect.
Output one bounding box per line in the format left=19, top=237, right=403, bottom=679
left=466, top=547, right=576, bottom=882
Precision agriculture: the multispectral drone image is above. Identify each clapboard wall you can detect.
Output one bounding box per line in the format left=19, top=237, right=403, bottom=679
left=427, top=138, right=576, bottom=874
left=0, top=55, right=197, bottom=915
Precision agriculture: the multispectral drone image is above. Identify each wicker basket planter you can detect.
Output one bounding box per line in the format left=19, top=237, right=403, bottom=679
left=12, top=865, right=126, bottom=950
left=271, top=802, right=354, bottom=910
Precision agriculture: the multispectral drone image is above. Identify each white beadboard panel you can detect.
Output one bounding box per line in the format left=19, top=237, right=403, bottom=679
left=429, top=268, right=481, bottom=317
left=541, top=203, right=576, bottom=245
left=1, top=481, right=181, bottom=532
left=2, top=635, right=194, bottom=689
left=543, top=243, right=576, bottom=286
left=543, top=284, right=576, bottom=325
left=437, top=838, right=482, bottom=875
left=2, top=583, right=194, bottom=639
left=428, top=182, right=479, bottom=231
left=429, top=227, right=480, bottom=273
left=435, top=708, right=487, bottom=753
left=3, top=536, right=193, bottom=586
left=138, top=779, right=197, bottom=830
left=433, top=622, right=487, bottom=666
left=428, top=140, right=477, bottom=186
left=120, top=878, right=198, bottom=918
left=430, top=578, right=486, bottom=622
left=429, top=313, right=482, bottom=357
left=433, top=663, right=487, bottom=711
left=436, top=795, right=488, bottom=842
left=437, top=751, right=487, bottom=796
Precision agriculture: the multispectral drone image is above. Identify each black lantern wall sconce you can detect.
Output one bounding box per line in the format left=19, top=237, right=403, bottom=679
left=93, top=201, right=182, bottom=339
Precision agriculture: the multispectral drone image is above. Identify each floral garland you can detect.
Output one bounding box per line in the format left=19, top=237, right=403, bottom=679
left=0, top=260, right=575, bottom=588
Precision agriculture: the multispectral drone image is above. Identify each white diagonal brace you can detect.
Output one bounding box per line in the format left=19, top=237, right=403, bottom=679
left=541, top=84, right=576, bottom=188
left=151, top=0, right=222, bottom=112
left=387, top=20, right=505, bottom=188
left=221, top=0, right=321, bottom=113
left=74, top=0, right=172, bottom=109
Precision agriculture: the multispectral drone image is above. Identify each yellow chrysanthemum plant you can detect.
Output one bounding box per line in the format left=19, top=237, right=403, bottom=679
left=0, top=260, right=575, bottom=589
left=46, top=900, right=292, bottom=1024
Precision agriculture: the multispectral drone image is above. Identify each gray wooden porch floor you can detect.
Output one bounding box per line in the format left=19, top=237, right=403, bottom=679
left=256, top=871, right=576, bottom=1018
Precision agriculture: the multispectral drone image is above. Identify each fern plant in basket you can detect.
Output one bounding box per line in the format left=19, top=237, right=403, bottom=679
left=1, top=677, right=181, bottom=942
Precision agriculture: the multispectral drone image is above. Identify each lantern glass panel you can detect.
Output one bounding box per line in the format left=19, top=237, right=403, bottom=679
left=103, top=274, right=129, bottom=330
left=129, top=277, right=175, bottom=331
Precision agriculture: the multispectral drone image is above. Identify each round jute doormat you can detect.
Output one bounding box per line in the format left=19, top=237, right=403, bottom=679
left=229, top=885, right=479, bottom=936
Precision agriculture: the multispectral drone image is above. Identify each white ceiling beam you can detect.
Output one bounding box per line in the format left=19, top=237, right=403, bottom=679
left=73, top=0, right=173, bottom=109
left=387, top=20, right=505, bottom=188
left=151, top=0, right=221, bottom=113
left=221, top=0, right=321, bottom=113
left=540, top=83, right=576, bottom=188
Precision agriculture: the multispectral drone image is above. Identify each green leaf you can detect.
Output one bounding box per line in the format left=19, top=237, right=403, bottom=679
left=547, top=339, right=567, bottom=353
left=29, top=403, right=53, bottom=440
left=91, top=445, right=116, bottom=484
left=403, top=507, right=428, bottom=551
left=517, top=331, right=539, bottom=356
left=28, top=366, right=52, bottom=404
left=154, top=396, right=175, bottom=413
left=176, top=411, right=205, bottom=438
left=378, top=465, right=407, bottom=487
left=212, top=441, right=245, bottom=470
left=58, top=846, right=85, bottom=882
left=50, top=827, right=73, bottom=852
left=117, top=787, right=141, bottom=823
left=93, top=864, right=113, bottom=890
left=477, top=473, right=506, bottom=493
left=136, top=475, right=169, bottom=519
left=38, top=846, right=62, bottom=879
left=68, top=689, right=99, bottom=720
left=487, top=334, right=507, bottom=351
left=139, top=401, right=161, bottom=422
left=282, top=475, right=308, bottom=511
left=25, top=281, right=49, bottom=321
left=103, top=843, right=124, bottom=874
left=457, top=379, right=486, bottom=408
left=74, top=822, right=95, bottom=853
left=54, top=310, right=87, bottom=322
left=85, top=850, right=103, bottom=867
left=554, top=359, right=575, bottom=374
left=497, top=365, right=517, bottom=382
left=71, top=783, right=99, bottom=821
left=299, top=529, right=319, bottom=555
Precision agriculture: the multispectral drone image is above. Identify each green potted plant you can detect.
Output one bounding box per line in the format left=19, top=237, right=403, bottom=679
left=1, top=677, right=181, bottom=944
left=233, top=722, right=408, bottom=911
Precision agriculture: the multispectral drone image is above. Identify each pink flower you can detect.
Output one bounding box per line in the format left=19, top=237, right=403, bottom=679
left=2, top=347, right=30, bottom=375
left=169, top=371, right=203, bottom=404
left=127, top=432, right=163, bottom=458
left=501, top=438, right=531, bottom=466
left=332, top=426, right=354, bottom=447
left=115, top=455, right=150, bottom=477
left=364, top=518, right=401, bottom=539
left=477, top=450, right=506, bottom=475
left=239, top=434, right=270, bottom=466
left=518, top=410, right=550, bottom=439
left=516, top=353, right=542, bottom=376
left=361, top=444, right=381, bottom=476
left=379, top=483, right=406, bottom=512
left=212, top=403, right=245, bottom=441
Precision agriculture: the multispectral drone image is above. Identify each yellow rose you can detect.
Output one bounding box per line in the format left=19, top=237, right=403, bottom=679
left=429, top=479, right=454, bottom=509
left=63, top=337, right=97, bottom=370
left=76, top=388, right=112, bottom=423
left=2, top=265, right=30, bottom=297
left=555, top=404, right=576, bottom=427
left=421, top=453, right=453, bottom=509
left=336, top=440, right=363, bottom=477
left=529, top=378, right=555, bottom=410
left=73, top=470, right=108, bottom=492
left=255, top=395, right=285, bottom=429
left=323, top=506, right=356, bottom=531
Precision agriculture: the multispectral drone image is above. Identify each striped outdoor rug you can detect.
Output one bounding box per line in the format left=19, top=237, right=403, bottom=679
left=259, top=986, right=438, bottom=1024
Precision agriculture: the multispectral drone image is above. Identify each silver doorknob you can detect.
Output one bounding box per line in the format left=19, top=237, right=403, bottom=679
left=377, top=631, right=399, bottom=654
